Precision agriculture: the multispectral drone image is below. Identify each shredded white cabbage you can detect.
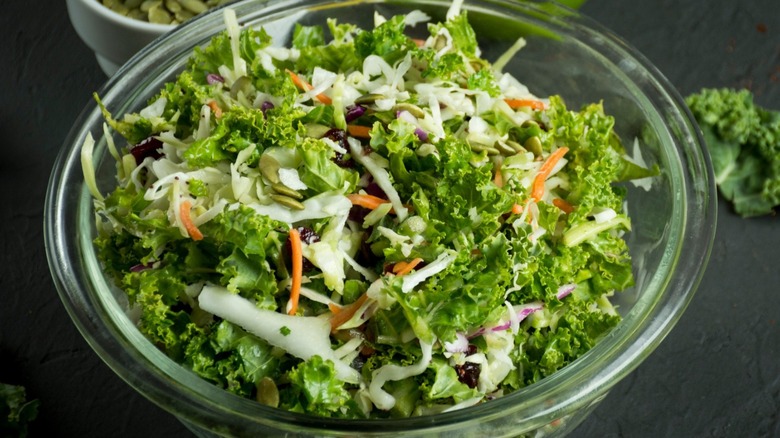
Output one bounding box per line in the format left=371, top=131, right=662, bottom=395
left=198, top=284, right=360, bottom=383
left=369, top=340, right=433, bottom=410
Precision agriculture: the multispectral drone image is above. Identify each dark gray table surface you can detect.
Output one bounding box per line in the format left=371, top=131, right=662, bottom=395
left=1, top=0, right=778, bottom=436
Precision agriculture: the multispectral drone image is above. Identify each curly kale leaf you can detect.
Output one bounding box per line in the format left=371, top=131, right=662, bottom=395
left=686, top=88, right=780, bottom=217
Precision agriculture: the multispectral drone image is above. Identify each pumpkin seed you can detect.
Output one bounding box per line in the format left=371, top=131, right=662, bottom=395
left=123, top=0, right=143, bottom=9
left=174, top=9, right=195, bottom=22
left=271, top=194, right=306, bottom=210
left=148, top=3, right=173, bottom=24
left=139, top=0, right=159, bottom=13
left=506, top=139, right=526, bottom=153
left=180, top=0, right=208, bottom=14
left=524, top=136, right=543, bottom=157
left=257, top=377, right=279, bottom=408
left=354, top=93, right=385, bottom=105
left=103, top=0, right=129, bottom=15
left=271, top=183, right=304, bottom=200
left=163, top=0, right=181, bottom=13
left=469, top=142, right=500, bottom=156
left=495, top=141, right=517, bottom=156
left=393, top=102, right=425, bottom=118
left=259, top=154, right=281, bottom=184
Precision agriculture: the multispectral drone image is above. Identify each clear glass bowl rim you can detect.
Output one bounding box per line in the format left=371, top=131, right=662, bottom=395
left=45, top=0, right=717, bottom=435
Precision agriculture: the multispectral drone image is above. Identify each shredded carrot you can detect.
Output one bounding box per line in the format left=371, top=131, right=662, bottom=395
left=179, top=200, right=204, bottom=241
left=531, top=147, right=570, bottom=202
left=511, top=203, right=524, bottom=215
left=285, top=69, right=332, bottom=105
left=493, top=162, right=504, bottom=188
left=330, top=292, right=369, bottom=332
left=328, top=302, right=342, bottom=314
left=412, top=38, right=426, bottom=47
left=207, top=100, right=222, bottom=118
left=553, top=198, right=575, bottom=214
left=392, top=257, right=424, bottom=276
left=287, top=228, right=303, bottom=316
left=347, top=193, right=392, bottom=211
left=504, top=98, right=546, bottom=111
left=347, top=124, right=372, bottom=138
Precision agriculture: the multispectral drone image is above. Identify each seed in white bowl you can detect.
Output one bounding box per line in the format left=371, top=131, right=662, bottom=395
left=180, top=0, right=208, bottom=14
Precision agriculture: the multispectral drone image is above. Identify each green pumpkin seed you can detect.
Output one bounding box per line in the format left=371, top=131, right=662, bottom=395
left=148, top=3, right=173, bottom=24
left=257, top=377, right=279, bottom=408
left=495, top=141, right=517, bottom=156
left=271, top=194, right=306, bottom=210
left=139, top=0, right=159, bottom=13
left=354, top=93, right=385, bottom=105
left=524, top=136, right=543, bottom=157
left=103, top=0, right=130, bottom=15
left=271, top=183, right=303, bottom=200
left=393, top=102, right=425, bottom=118
left=163, top=0, right=181, bottom=13
left=469, top=142, right=500, bottom=156
left=506, top=140, right=526, bottom=153
left=123, top=0, right=143, bottom=9
left=180, top=0, right=208, bottom=14
left=174, top=9, right=195, bottom=22
left=259, top=154, right=281, bottom=184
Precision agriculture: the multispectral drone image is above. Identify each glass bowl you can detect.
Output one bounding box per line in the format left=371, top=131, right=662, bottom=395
left=45, top=0, right=716, bottom=436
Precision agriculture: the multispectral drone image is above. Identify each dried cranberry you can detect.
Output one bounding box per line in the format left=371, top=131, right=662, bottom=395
left=363, top=181, right=387, bottom=199
left=323, top=128, right=355, bottom=168
left=323, top=128, right=348, bottom=150
left=297, top=226, right=320, bottom=245
left=130, top=136, right=164, bottom=164
left=455, top=362, right=481, bottom=389
left=348, top=205, right=370, bottom=223
left=285, top=226, right=320, bottom=271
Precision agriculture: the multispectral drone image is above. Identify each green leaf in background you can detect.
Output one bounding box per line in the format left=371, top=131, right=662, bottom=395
left=1, top=382, right=39, bottom=438
left=686, top=88, right=780, bottom=217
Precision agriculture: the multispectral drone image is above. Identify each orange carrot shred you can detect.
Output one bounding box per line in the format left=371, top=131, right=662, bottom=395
left=493, top=162, right=504, bottom=188
left=504, top=98, right=546, bottom=111
left=393, top=257, right=424, bottom=276
left=531, top=147, right=570, bottom=202
left=511, top=203, right=524, bottom=215
left=347, top=124, right=372, bottom=138
left=285, top=69, right=332, bottom=105
left=287, top=228, right=303, bottom=316
left=328, top=303, right=342, bottom=314
left=330, top=293, right=369, bottom=332
left=347, top=193, right=392, bottom=211
left=207, top=100, right=222, bottom=118
left=552, top=198, right=575, bottom=214
left=412, top=38, right=426, bottom=47
left=179, top=200, right=204, bottom=241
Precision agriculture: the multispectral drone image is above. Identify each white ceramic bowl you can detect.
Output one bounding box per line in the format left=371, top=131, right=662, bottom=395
left=66, top=0, right=174, bottom=75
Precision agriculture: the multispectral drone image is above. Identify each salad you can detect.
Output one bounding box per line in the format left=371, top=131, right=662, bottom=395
left=82, top=2, right=656, bottom=418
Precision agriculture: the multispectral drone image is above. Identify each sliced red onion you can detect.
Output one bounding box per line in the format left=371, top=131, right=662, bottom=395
left=444, top=332, right=470, bottom=353
left=345, top=105, right=366, bottom=123
left=129, top=262, right=154, bottom=272
left=206, top=73, right=224, bottom=84
left=260, top=101, right=274, bottom=114
left=556, top=283, right=576, bottom=300
left=415, top=127, right=429, bottom=142
left=468, top=302, right=543, bottom=339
